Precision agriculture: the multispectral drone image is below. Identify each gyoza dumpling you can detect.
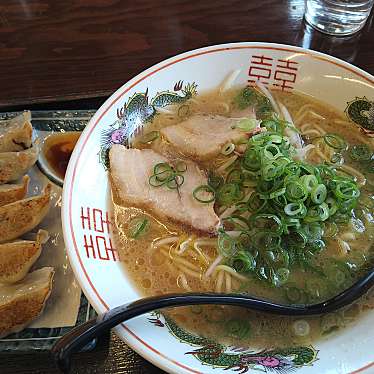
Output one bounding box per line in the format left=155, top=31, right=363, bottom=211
left=0, top=230, right=49, bottom=283
left=0, top=111, right=32, bottom=152
left=0, top=140, right=39, bottom=184
left=0, top=175, right=29, bottom=207
left=0, top=183, right=51, bottom=243
left=0, top=267, right=54, bottom=338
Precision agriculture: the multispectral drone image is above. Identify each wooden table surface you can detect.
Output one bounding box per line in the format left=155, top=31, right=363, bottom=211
left=0, top=1, right=373, bottom=373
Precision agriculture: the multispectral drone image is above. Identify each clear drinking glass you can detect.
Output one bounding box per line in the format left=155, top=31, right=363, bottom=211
left=305, top=0, right=374, bottom=35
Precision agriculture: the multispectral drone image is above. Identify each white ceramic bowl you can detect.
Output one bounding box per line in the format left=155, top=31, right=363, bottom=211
left=62, top=42, right=374, bottom=374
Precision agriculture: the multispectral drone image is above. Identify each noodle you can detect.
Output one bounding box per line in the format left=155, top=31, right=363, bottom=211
left=176, top=237, right=194, bottom=255
left=215, top=270, right=224, bottom=292
left=204, top=254, right=223, bottom=278
left=176, top=265, right=202, bottom=279
left=219, top=205, right=238, bottom=219
left=256, top=81, right=281, bottom=115
left=216, top=155, right=238, bottom=174
left=309, top=111, right=326, bottom=120
left=340, top=232, right=356, bottom=241
left=225, top=271, right=232, bottom=293
left=177, top=273, right=192, bottom=291
left=214, top=265, right=249, bottom=282
left=302, top=129, right=322, bottom=137
left=218, top=69, right=241, bottom=93
left=294, top=104, right=317, bottom=121
left=151, top=236, right=178, bottom=250
left=339, top=165, right=366, bottom=187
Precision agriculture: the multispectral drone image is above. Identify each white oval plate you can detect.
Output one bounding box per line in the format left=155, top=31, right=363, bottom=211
left=62, top=42, right=374, bottom=374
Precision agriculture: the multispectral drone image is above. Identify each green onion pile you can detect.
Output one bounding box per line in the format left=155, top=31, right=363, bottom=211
left=190, top=87, right=366, bottom=294
left=210, top=124, right=361, bottom=288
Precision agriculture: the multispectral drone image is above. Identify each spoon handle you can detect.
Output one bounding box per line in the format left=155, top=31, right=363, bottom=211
left=52, top=268, right=374, bottom=373
left=51, top=292, right=299, bottom=372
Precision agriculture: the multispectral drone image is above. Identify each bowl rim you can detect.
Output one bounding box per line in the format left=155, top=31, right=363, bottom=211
left=62, top=41, right=374, bottom=374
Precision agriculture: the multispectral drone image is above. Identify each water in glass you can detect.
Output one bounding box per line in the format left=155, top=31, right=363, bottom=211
left=305, top=0, right=374, bottom=35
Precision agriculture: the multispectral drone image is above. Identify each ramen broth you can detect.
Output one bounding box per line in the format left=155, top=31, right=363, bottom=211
left=111, top=87, right=374, bottom=347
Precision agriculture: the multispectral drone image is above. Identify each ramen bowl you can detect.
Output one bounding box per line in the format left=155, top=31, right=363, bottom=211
left=62, top=42, right=374, bottom=374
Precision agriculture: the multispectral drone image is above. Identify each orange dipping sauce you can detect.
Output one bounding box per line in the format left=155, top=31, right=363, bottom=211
left=43, top=132, right=81, bottom=179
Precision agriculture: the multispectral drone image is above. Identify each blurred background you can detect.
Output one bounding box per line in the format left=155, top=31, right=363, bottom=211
left=0, top=0, right=372, bottom=109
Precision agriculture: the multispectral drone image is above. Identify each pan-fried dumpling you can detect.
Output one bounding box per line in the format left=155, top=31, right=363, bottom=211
left=0, top=230, right=49, bottom=283
left=0, top=111, right=33, bottom=152
left=0, top=183, right=51, bottom=243
left=0, top=267, right=54, bottom=337
left=0, top=175, right=29, bottom=207
left=0, top=140, right=39, bottom=184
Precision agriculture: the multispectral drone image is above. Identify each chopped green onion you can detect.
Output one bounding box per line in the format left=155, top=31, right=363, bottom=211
left=223, top=215, right=249, bottom=230
left=234, top=87, right=257, bottom=109
left=247, top=192, right=267, bottom=213
left=285, top=181, right=308, bottom=202
left=304, top=202, right=329, bottom=222
left=261, top=119, right=279, bottom=132
left=149, top=162, right=186, bottom=189
left=349, top=144, right=373, bottom=161
left=334, top=180, right=360, bottom=200
left=242, top=147, right=261, bottom=171
left=139, top=131, right=159, bottom=144
left=323, top=134, right=347, bottom=151
left=325, top=264, right=348, bottom=287
left=330, top=153, right=343, bottom=164
left=323, top=222, right=338, bottom=238
left=193, top=185, right=215, bottom=203
left=217, top=230, right=236, bottom=257
left=262, top=162, right=284, bottom=181
left=300, top=174, right=318, bottom=192
left=272, top=267, right=290, bottom=286
left=217, top=183, right=243, bottom=206
left=303, top=222, right=323, bottom=241
left=232, top=251, right=256, bottom=273
left=263, top=144, right=282, bottom=160
left=224, top=318, right=251, bottom=339
left=235, top=118, right=258, bottom=132
left=325, top=197, right=338, bottom=216
left=153, top=162, right=172, bottom=175
left=128, top=216, right=150, bottom=239
left=320, top=313, right=343, bottom=335
left=166, top=174, right=184, bottom=189
left=221, top=142, right=235, bottom=155
left=269, top=187, right=286, bottom=199
left=250, top=213, right=283, bottom=235
left=284, top=202, right=305, bottom=216
left=311, top=184, right=327, bottom=204
left=293, top=320, right=310, bottom=337
left=285, top=286, right=304, bottom=303
left=208, top=173, right=224, bottom=190
left=226, top=169, right=243, bottom=184
left=284, top=162, right=300, bottom=176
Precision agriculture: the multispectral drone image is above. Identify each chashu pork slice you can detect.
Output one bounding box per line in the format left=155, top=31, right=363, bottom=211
left=159, top=113, right=255, bottom=161
left=110, top=145, right=219, bottom=235
left=0, top=267, right=54, bottom=338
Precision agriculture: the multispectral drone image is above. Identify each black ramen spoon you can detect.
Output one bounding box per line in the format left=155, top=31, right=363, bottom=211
left=52, top=268, right=374, bottom=373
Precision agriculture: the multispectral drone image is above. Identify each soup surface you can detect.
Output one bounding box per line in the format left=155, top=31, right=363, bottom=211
left=111, top=84, right=374, bottom=348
